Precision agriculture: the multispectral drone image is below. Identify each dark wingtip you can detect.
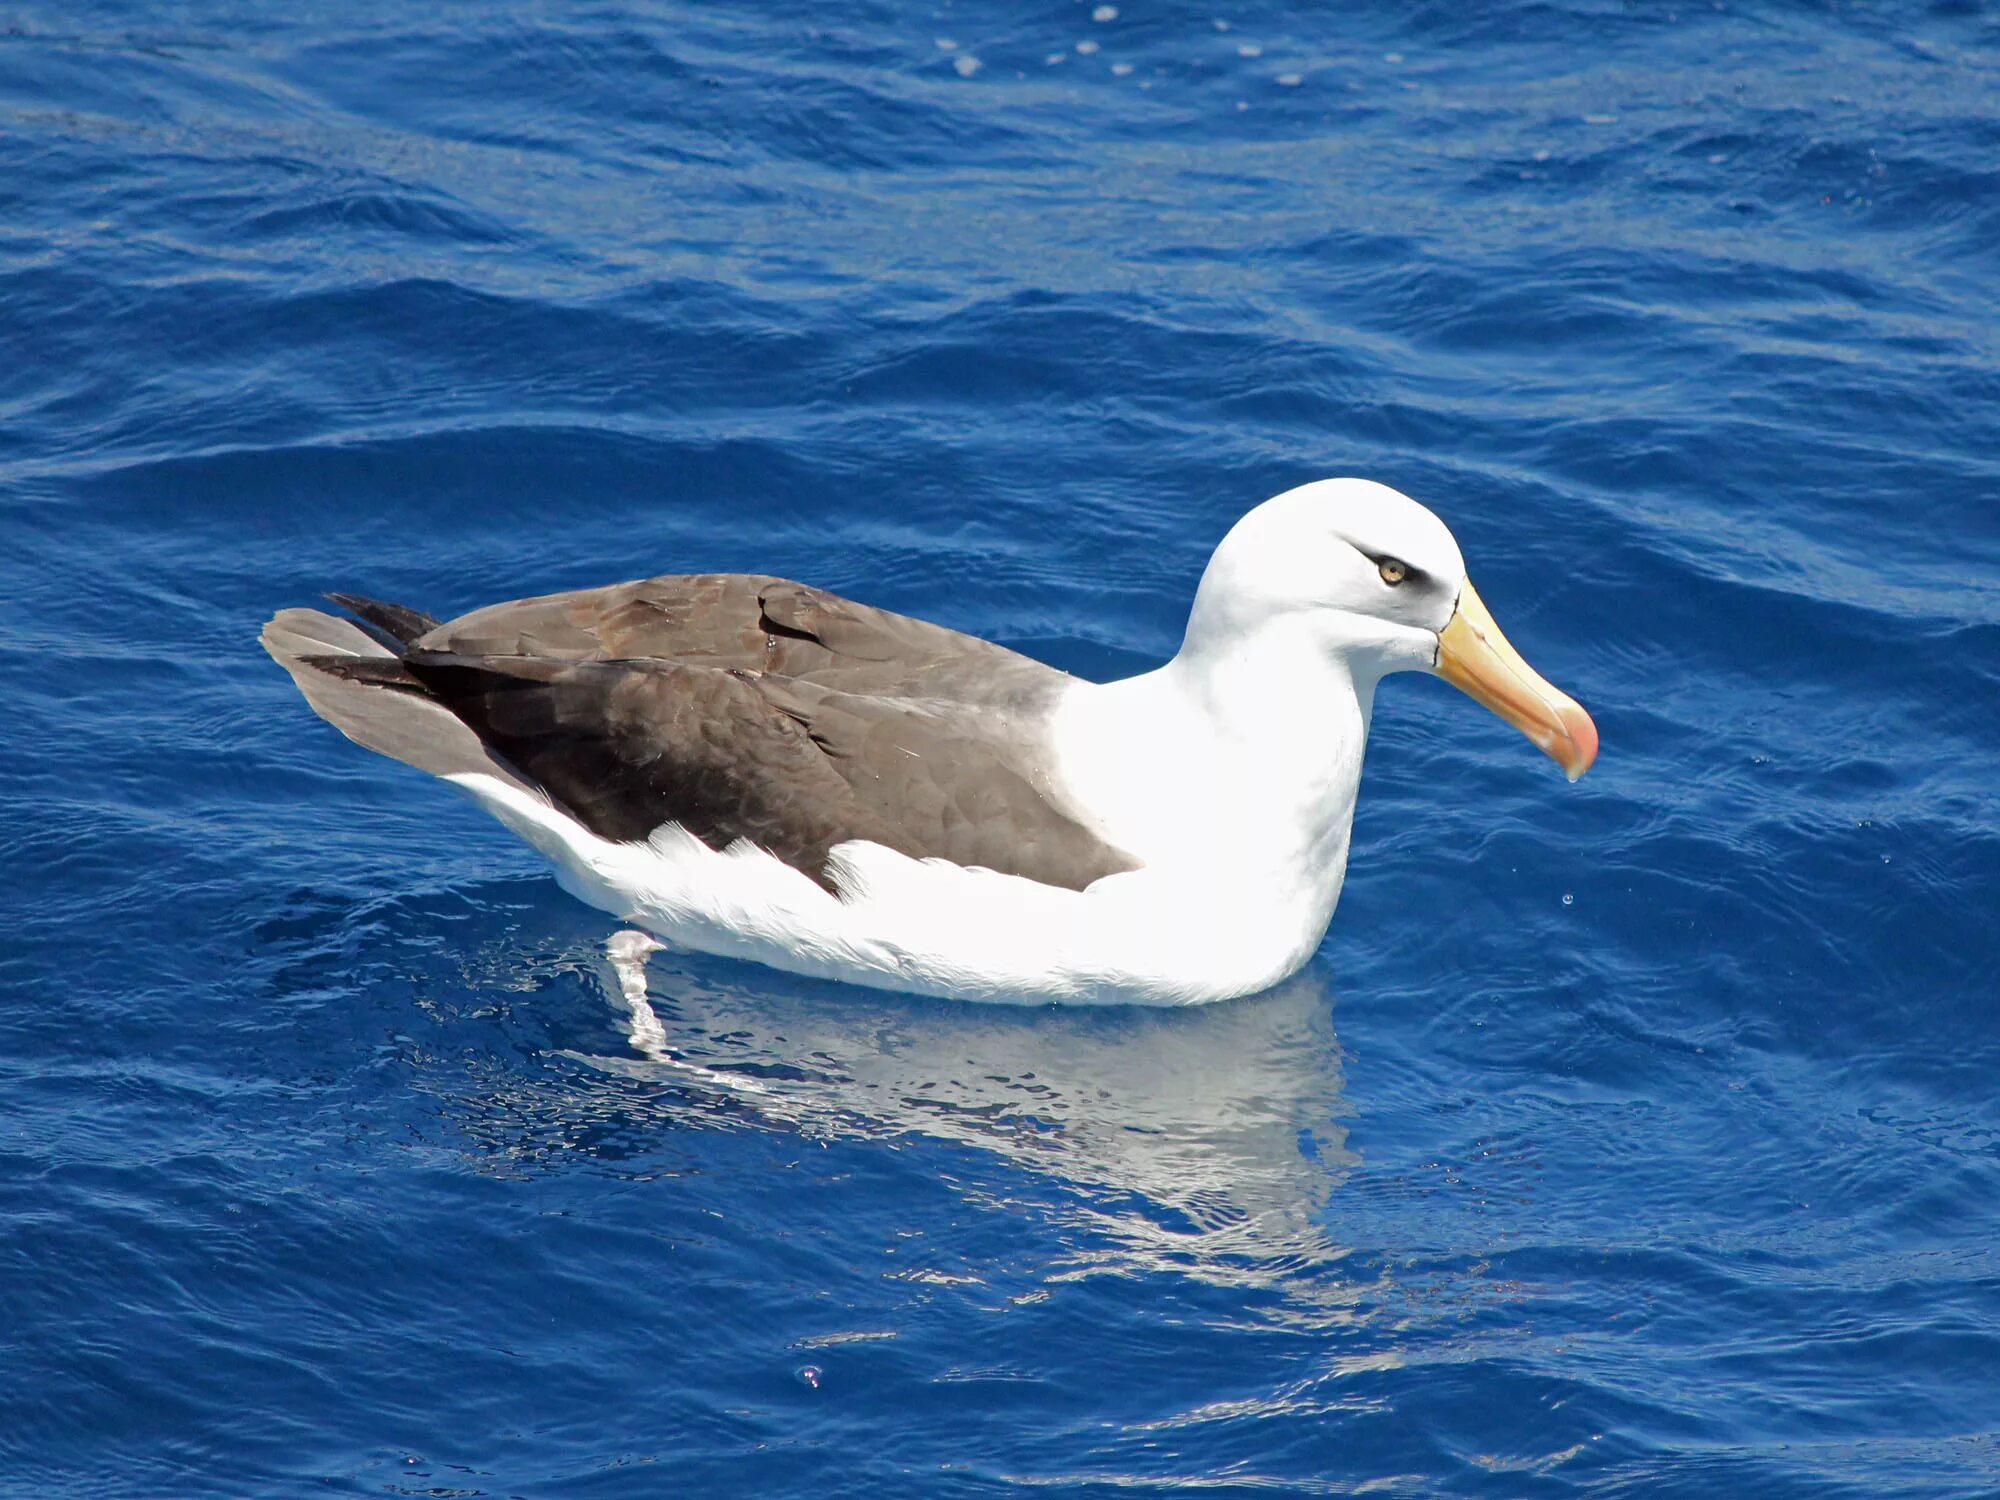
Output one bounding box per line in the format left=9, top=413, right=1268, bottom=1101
left=297, top=653, right=427, bottom=692
left=325, top=592, right=442, bottom=648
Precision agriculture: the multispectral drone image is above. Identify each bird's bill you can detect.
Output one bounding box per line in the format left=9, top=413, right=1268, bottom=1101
left=1434, top=579, right=1598, bottom=780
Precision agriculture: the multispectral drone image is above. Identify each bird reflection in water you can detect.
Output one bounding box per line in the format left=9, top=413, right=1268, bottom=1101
left=529, top=930, right=1362, bottom=1296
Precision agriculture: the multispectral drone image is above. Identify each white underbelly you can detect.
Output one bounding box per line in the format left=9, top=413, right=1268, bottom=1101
left=447, top=774, right=1328, bottom=1006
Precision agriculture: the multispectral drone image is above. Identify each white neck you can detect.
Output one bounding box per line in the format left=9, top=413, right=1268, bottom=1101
left=1053, top=615, right=1379, bottom=921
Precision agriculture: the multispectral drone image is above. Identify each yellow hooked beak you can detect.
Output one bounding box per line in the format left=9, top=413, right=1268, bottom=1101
left=1435, top=579, right=1598, bottom=780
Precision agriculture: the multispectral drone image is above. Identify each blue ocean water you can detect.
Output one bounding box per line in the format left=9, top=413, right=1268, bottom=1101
left=4, top=0, right=1998, bottom=1493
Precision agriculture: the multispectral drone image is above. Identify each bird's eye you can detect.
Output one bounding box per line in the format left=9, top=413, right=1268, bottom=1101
left=1378, top=557, right=1408, bottom=586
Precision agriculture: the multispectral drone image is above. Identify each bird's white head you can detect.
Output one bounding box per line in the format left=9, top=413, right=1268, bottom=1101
left=1182, top=478, right=1598, bottom=779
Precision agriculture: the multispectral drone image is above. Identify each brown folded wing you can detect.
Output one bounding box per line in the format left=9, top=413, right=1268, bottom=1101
left=290, top=576, right=1138, bottom=894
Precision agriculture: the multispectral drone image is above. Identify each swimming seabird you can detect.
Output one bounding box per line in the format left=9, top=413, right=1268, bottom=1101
left=262, top=478, right=1596, bottom=1005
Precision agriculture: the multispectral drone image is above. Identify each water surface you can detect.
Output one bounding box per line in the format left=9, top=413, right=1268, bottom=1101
left=3, top=2, right=1997, bottom=1495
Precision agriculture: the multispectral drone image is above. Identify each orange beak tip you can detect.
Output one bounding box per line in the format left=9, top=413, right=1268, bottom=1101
left=1562, top=705, right=1600, bottom=782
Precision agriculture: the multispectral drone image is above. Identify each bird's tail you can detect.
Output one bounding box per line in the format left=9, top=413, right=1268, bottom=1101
left=260, top=596, right=531, bottom=791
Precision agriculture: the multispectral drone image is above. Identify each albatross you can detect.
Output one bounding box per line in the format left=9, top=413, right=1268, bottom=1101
left=262, top=478, right=1596, bottom=1005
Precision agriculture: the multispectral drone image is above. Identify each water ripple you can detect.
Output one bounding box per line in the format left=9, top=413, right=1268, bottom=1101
left=4, top=0, right=1998, bottom=1495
